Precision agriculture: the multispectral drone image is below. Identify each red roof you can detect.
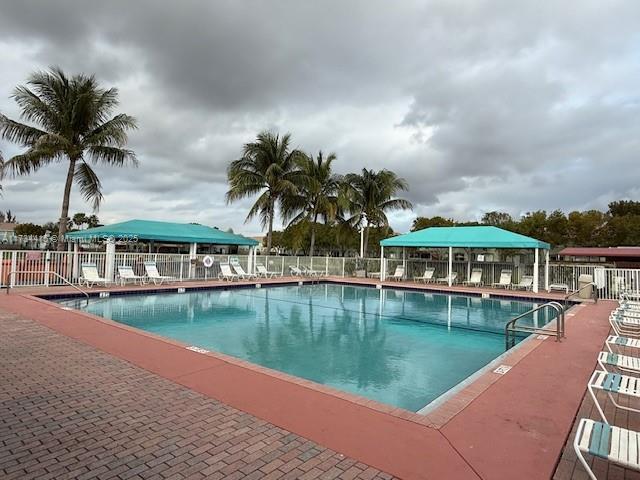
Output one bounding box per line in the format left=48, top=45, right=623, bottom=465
left=559, top=247, right=640, bottom=258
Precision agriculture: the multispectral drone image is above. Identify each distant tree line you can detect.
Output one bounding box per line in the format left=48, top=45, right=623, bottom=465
left=412, top=200, right=640, bottom=248
left=12, top=212, right=101, bottom=238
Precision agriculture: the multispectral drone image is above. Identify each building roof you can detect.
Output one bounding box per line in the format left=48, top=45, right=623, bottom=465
left=559, top=247, right=640, bottom=258
left=65, top=219, right=258, bottom=246
left=0, top=223, right=16, bottom=231
left=380, top=226, right=550, bottom=249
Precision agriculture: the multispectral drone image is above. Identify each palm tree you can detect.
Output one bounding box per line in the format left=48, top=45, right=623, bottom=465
left=282, top=151, right=341, bottom=256
left=341, top=168, right=413, bottom=256
left=0, top=67, right=137, bottom=250
left=226, top=131, right=304, bottom=252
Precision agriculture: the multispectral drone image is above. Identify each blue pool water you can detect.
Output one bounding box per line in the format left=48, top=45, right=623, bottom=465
left=58, top=284, right=554, bottom=411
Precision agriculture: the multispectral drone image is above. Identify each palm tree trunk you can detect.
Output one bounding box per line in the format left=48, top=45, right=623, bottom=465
left=57, top=157, right=77, bottom=251
left=266, top=200, right=274, bottom=253
left=363, top=224, right=370, bottom=257
left=309, top=212, right=318, bottom=257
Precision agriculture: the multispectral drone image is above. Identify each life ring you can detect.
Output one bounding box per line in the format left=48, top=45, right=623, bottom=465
left=202, top=255, right=214, bottom=268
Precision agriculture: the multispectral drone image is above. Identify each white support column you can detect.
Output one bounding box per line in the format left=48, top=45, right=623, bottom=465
left=188, top=242, right=197, bottom=279
left=402, top=247, right=406, bottom=275
left=448, top=246, right=453, bottom=287
left=247, top=247, right=254, bottom=275
left=544, top=250, right=550, bottom=291
left=380, top=246, right=385, bottom=281
left=466, top=248, right=471, bottom=282
left=533, top=248, right=539, bottom=293
left=44, top=251, right=51, bottom=287
left=254, top=247, right=258, bottom=274
left=105, top=237, right=116, bottom=283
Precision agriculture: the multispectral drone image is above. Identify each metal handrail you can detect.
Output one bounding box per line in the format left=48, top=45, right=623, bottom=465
left=5, top=270, right=90, bottom=300
left=563, top=282, right=598, bottom=310
left=505, top=301, right=565, bottom=349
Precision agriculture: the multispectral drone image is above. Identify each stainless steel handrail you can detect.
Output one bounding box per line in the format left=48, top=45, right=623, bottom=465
left=505, top=301, right=565, bottom=349
left=563, top=282, right=598, bottom=310
left=5, top=270, right=90, bottom=300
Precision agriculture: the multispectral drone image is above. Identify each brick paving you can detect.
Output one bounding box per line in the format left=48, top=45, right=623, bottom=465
left=0, top=310, right=396, bottom=480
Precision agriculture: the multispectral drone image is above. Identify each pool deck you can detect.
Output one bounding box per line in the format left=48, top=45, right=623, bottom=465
left=0, top=277, right=615, bottom=479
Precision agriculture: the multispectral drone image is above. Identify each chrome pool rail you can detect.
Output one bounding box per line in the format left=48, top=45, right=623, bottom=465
left=5, top=269, right=90, bottom=301
left=505, top=301, right=565, bottom=350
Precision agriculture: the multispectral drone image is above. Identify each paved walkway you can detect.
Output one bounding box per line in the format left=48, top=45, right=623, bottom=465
left=0, top=310, right=395, bottom=480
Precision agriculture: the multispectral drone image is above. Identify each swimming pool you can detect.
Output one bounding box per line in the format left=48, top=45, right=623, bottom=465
left=57, top=283, right=554, bottom=411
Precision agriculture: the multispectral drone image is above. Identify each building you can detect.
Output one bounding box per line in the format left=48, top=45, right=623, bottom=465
left=557, top=247, right=640, bottom=268
left=0, top=223, right=17, bottom=245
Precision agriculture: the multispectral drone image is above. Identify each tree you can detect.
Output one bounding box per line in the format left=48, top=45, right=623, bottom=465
left=226, top=131, right=304, bottom=253
left=481, top=211, right=514, bottom=228
left=411, top=216, right=455, bottom=231
left=14, top=223, right=45, bottom=236
left=0, top=67, right=137, bottom=250
left=282, top=151, right=341, bottom=256
left=341, top=168, right=412, bottom=256
left=608, top=200, right=640, bottom=217
left=0, top=210, right=17, bottom=223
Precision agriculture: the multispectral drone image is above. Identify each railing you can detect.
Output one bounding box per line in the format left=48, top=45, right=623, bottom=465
left=0, top=248, right=639, bottom=299
left=505, top=301, right=565, bottom=349
left=5, top=270, right=89, bottom=300
left=563, top=282, right=598, bottom=310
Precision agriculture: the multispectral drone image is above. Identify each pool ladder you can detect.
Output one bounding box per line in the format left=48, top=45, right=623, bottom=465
left=5, top=269, right=90, bottom=303
left=504, top=301, right=565, bottom=350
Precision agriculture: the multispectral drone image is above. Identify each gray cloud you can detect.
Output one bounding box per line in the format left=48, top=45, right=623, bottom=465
left=1, top=0, right=639, bottom=235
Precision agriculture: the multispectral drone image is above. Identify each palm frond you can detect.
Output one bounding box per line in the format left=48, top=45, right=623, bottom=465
left=87, top=146, right=138, bottom=167
left=74, top=161, right=103, bottom=210
left=0, top=114, right=48, bottom=146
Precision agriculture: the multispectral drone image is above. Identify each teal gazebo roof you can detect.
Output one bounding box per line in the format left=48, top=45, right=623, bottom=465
left=65, top=219, right=259, bottom=246
left=380, top=226, right=550, bottom=249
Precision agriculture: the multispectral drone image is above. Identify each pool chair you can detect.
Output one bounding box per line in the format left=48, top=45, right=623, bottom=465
left=230, top=261, right=257, bottom=279
left=606, top=335, right=640, bottom=353
left=610, top=315, right=640, bottom=338
left=614, top=307, right=640, bottom=318
left=436, top=272, right=458, bottom=284
left=413, top=267, right=435, bottom=283
left=117, top=265, right=146, bottom=285
left=256, top=264, right=280, bottom=278
left=389, top=266, right=405, bottom=281
left=597, top=351, right=640, bottom=375
left=491, top=269, right=512, bottom=289
left=143, top=261, right=175, bottom=285
left=574, top=418, right=640, bottom=480
left=80, top=263, right=111, bottom=288
left=462, top=268, right=483, bottom=287
left=510, top=275, right=534, bottom=291
left=588, top=369, right=640, bottom=424
left=218, top=263, right=240, bottom=281
left=289, top=266, right=304, bottom=276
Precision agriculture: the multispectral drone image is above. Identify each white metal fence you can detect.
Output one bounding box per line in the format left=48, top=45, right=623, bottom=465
left=0, top=249, right=636, bottom=300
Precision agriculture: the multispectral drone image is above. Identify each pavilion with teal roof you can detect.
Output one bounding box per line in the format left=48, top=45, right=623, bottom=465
left=379, top=226, right=551, bottom=292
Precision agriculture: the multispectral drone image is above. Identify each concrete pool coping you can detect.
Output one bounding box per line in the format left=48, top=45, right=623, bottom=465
left=0, top=278, right=613, bottom=479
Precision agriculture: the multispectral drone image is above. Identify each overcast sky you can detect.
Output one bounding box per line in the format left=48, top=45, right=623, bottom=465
left=0, top=0, right=639, bottom=235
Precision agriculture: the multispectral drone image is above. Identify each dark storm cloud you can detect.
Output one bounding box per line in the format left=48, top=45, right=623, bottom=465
left=1, top=0, right=639, bottom=233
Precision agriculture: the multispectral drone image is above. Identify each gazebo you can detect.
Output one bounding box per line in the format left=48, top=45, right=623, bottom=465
left=379, top=226, right=551, bottom=292
left=65, top=219, right=259, bottom=281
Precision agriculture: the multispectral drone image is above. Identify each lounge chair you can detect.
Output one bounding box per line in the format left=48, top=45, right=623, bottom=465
left=80, top=262, right=111, bottom=288
left=230, top=261, right=257, bottom=279
left=256, top=264, right=280, bottom=278
left=511, top=275, right=534, bottom=291
left=117, top=265, right=146, bottom=285
left=597, top=351, right=640, bottom=375
left=388, top=266, right=404, bottom=281
left=491, top=269, right=512, bottom=289
left=218, top=263, right=240, bottom=281
left=588, top=370, right=640, bottom=424
left=606, top=335, right=640, bottom=353
left=610, top=314, right=640, bottom=337
left=574, top=418, right=640, bottom=480
left=289, top=266, right=304, bottom=276
left=143, top=261, right=175, bottom=285
left=462, top=268, right=483, bottom=287
left=436, top=272, right=457, bottom=284
left=303, top=267, right=324, bottom=277
left=413, top=267, right=435, bottom=283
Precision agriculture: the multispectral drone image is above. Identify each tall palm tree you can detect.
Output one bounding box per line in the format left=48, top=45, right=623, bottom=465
left=282, top=151, right=341, bottom=256
left=226, top=131, right=304, bottom=253
left=0, top=67, right=137, bottom=250
left=341, top=168, right=413, bottom=256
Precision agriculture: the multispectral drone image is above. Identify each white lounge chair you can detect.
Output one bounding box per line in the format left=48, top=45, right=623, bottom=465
left=606, top=335, right=640, bottom=353
left=289, top=266, right=304, bottom=276
left=574, top=418, right=640, bottom=480
left=491, top=269, right=512, bottom=289
left=143, top=261, right=175, bottom=285
left=80, top=263, right=110, bottom=288
left=218, top=263, right=240, bottom=281
left=436, top=272, right=457, bottom=284
left=303, top=267, right=324, bottom=277
left=389, top=266, right=404, bottom=281
left=588, top=370, right=640, bottom=424
left=511, top=275, right=534, bottom=291
left=117, top=265, right=146, bottom=285
left=256, top=264, right=279, bottom=278
left=462, top=268, right=483, bottom=287
left=413, top=267, right=435, bottom=283
left=610, top=315, right=640, bottom=338
left=230, top=261, right=257, bottom=279
left=598, top=351, right=640, bottom=375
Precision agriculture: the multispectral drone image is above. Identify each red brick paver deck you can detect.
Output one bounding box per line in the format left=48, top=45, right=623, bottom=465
left=0, top=311, right=396, bottom=480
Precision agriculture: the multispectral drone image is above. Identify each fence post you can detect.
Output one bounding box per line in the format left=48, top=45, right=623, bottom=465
left=44, top=251, right=51, bottom=287
left=10, top=251, right=17, bottom=287
left=342, top=257, right=345, bottom=277
left=326, top=255, right=329, bottom=276
left=281, top=257, right=285, bottom=276
left=179, top=255, right=184, bottom=281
